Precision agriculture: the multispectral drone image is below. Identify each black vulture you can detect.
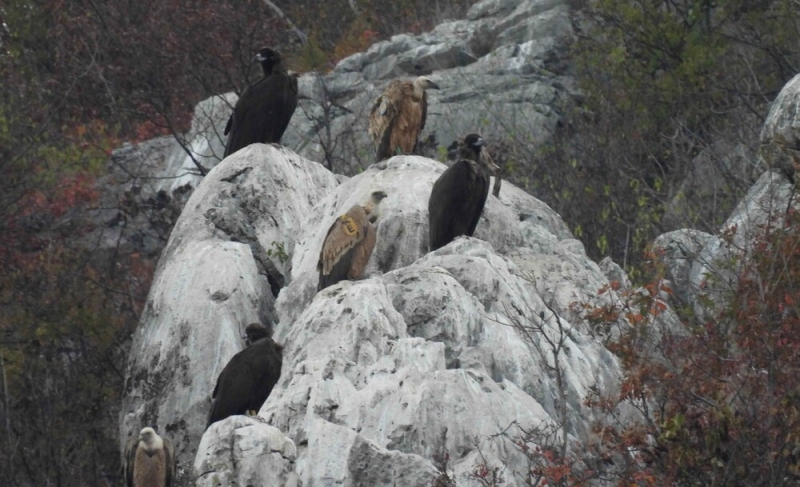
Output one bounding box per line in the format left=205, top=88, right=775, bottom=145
left=223, top=47, right=298, bottom=157
left=123, top=427, right=175, bottom=487
left=206, top=323, right=282, bottom=429
left=368, top=77, right=440, bottom=161
left=318, top=190, right=388, bottom=291
left=447, top=134, right=502, bottom=197
left=428, top=134, right=492, bottom=251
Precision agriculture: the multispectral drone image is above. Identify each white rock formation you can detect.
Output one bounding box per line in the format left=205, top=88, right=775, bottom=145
left=119, top=139, right=630, bottom=486
left=119, top=144, right=339, bottom=480
left=116, top=143, right=627, bottom=487
left=175, top=0, right=579, bottom=174
left=760, top=72, right=800, bottom=177
left=194, top=416, right=299, bottom=487
left=656, top=170, right=795, bottom=320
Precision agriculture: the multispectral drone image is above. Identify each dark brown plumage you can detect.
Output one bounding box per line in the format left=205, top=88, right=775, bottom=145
left=223, top=47, right=298, bottom=157
left=429, top=134, right=492, bottom=251
left=368, top=77, right=439, bottom=161
left=123, top=427, right=175, bottom=487
left=318, top=190, right=388, bottom=291
left=206, top=323, right=283, bottom=429
left=447, top=135, right=502, bottom=197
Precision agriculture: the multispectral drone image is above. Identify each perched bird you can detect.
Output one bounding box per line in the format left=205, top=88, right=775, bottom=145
left=447, top=135, right=502, bottom=197
left=368, top=77, right=440, bottom=161
left=206, top=323, right=283, bottom=429
left=429, top=134, right=493, bottom=251
left=123, top=427, right=175, bottom=487
left=318, top=190, right=388, bottom=291
left=223, top=47, right=298, bottom=157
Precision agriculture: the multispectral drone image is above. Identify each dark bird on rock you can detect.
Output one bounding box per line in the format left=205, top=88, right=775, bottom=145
left=318, top=190, right=388, bottom=291
left=429, top=134, right=493, bottom=251
left=447, top=135, right=502, bottom=197
left=123, top=427, right=175, bottom=487
left=206, top=323, right=283, bottom=429
left=368, top=77, right=440, bottom=161
left=223, top=47, right=298, bottom=157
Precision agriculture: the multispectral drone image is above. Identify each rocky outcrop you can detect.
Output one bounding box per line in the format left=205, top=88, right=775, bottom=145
left=275, top=155, right=569, bottom=325
left=658, top=170, right=796, bottom=319
left=656, top=72, right=800, bottom=318
left=110, top=7, right=800, bottom=486
left=118, top=140, right=628, bottom=486
left=194, top=417, right=300, bottom=487
left=760, top=72, right=800, bottom=179
left=255, top=0, right=574, bottom=173
left=119, top=144, right=338, bottom=481
left=70, top=0, right=575, bottom=276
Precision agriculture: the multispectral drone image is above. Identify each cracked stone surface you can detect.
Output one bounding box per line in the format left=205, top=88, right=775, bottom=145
left=119, top=144, right=338, bottom=483
left=121, top=145, right=627, bottom=486
left=194, top=416, right=299, bottom=487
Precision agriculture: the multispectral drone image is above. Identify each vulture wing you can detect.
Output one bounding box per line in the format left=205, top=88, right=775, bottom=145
left=206, top=337, right=281, bottom=428
left=348, top=220, right=376, bottom=280
left=390, top=82, right=424, bottom=156
left=467, top=163, right=491, bottom=236
left=429, top=160, right=489, bottom=251
left=223, top=70, right=299, bottom=157
left=207, top=349, right=255, bottom=427
left=413, top=90, right=429, bottom=154
left=318, top=205, right=370, bottom=290
left=163, top=436, right=176, bottom=487
left=245, top=339, right=283, bottom=413
left=369, top=82, right=403, bottom=161
left=224, top=113, right=233, bottom=136
left=122, top=435, right=138, bottom=487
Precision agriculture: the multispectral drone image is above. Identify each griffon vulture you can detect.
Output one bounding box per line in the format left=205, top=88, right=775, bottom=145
left=223, top=47, right=298, bottom=157
left=123, top=427, right=175, bottom=487
left=447, top=135, right=502, bottom=197
left=429, top=134, right=492, bottom=251
left=318, top=190, right=388, bottom=291
left=368, top=77, right=440, bottom=161
left=206, top=323, right=283, bottom=429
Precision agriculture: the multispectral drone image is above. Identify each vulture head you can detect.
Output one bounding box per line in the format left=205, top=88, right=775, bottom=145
left=459, top=134, right=485, bottom=160
left=254, top=47, right=282, bottom=74
left=365, top=190, right=388, bottom=223
left=412, top=76, right=440, bottom=97
left=138, top=427, right=163, bottom=455
left=243, top=322, right=269, bottom=346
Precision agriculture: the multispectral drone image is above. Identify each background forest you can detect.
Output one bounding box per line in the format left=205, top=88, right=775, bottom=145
left=0, top=0, right=799, bottom=485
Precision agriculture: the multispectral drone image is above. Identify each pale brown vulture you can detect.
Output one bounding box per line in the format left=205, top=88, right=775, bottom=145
left=206, top=323, right=283, bottom=429
left=429, top=134, right=493, bottom=251
left=318, top=190, right=388, bottom=290
left=368, top=77, right=440, bottom=161
left=223, top=47, right=298, bottom=157
left=447, top=135, right=502, bottom=197
left=123, top=427, right=175, bottom=487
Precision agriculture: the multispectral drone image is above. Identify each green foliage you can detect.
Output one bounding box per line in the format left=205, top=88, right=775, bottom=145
left=267, top=241, right=290, bottom=264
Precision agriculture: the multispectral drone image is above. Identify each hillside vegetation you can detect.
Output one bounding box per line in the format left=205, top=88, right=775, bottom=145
left=0, top=0, right=798, bottom=485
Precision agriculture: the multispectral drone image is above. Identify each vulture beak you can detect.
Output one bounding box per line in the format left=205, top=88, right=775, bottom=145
left=254, top=53, right=266, bottom=62
left=427, top=80, right=441, bottom=90
left=474, top=137, right=486, bottom=148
